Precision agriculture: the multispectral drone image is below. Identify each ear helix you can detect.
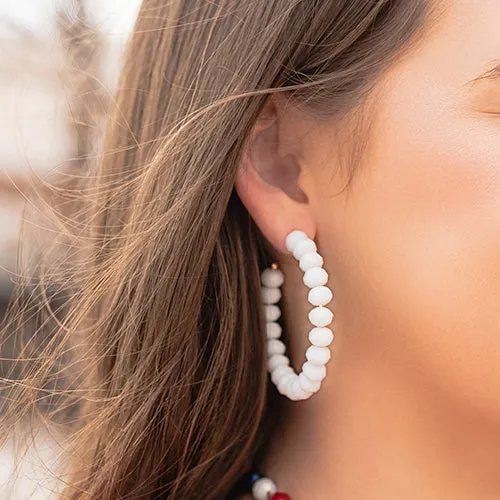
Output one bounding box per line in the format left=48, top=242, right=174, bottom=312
left=260, top=230, right=334, bottom=401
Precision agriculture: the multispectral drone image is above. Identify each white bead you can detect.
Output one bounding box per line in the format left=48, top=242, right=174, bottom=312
left=261, top=286, right=282, bottom=304
left=271, top=365, right=293, bottom=385
left=285, top=230, right=308, bottom=252
left=308, top=307, right=333, bottom=327
left=268, top=353, right=290, bottom=372
left=298, top=372, right=322, bottom=393
left=277, top=372, right=296, bottom=395
left=292, top=238, right=317, bottom=260
left=303, top=267, right=328, bottom=288
left=306, top=345, right=331, bottom=365
left=260, top=268, right=284, bottom=288
left=308, top=327, right=334, bottom=347
left=308, top=285, right=333, bottom=306
left=252, top=477, right=277, bottom=500
left=290, top=377, right=312, bottom=401
left=299, top=251, right=324, bottom=272
left=264, top=304, right=281, bottom=322
left=266, top=322, right=282, bottom=339
left=267, top=339, right=286, bottom=356
left=302, top=361, right=327, bottom=381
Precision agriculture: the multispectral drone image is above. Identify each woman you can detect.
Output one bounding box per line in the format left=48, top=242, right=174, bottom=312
left=3, top=0, right=500, bottom=498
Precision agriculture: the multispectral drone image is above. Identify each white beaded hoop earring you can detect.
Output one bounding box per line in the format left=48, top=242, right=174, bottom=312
left=260, top=230, right=334, bottom=401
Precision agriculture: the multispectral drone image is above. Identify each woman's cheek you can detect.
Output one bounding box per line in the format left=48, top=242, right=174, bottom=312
left=323, top=110, right=500, bottom=417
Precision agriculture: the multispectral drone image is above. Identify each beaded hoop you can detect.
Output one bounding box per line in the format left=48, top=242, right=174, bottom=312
left=260, top=230, right=334, bottom=401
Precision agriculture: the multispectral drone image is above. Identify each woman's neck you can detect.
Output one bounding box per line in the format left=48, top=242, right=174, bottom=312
left=262, top=345, right=500, bottom=500
left=261, top=259, right=500, bottom=499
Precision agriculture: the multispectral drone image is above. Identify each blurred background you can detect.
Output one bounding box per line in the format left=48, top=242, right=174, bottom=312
left=0, top=1, right=141, bottom=497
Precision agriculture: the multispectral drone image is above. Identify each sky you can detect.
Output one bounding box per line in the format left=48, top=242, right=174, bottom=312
left=0, top=0, right=142, bottom=39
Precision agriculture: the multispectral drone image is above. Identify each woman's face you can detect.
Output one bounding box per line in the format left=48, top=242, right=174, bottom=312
left=302, top=0, right=500, bottom=420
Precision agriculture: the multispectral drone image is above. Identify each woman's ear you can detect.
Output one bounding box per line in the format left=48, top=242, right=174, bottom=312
left=235, top=96, right=316, bottom=254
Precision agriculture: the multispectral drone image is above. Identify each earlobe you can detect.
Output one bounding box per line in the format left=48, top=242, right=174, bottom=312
left=234, top=99, right=316, bottom=254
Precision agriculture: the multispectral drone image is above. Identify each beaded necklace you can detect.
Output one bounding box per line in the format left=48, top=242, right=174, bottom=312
left=234, top=470, right=291, bottom=500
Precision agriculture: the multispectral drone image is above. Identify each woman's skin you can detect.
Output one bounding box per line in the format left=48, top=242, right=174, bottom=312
left=236, top=1, right=500, bottom=498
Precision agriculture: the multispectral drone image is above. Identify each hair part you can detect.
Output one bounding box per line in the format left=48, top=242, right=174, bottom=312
left=2, top=1, right=430, bottom=498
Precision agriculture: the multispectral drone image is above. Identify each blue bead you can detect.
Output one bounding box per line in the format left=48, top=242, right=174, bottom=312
left=250, top=472, right=263, bottom=484
left=229, top=468, right=266, bottom=497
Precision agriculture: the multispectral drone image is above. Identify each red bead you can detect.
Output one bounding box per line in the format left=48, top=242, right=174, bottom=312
left=271, top=493, right=291, bottom=500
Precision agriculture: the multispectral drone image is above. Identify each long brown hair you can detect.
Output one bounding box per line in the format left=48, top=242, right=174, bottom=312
left=1, top=1, right=431, bottom=498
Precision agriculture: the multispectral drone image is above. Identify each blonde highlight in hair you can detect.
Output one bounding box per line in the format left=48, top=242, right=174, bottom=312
left=2, top=1, right=429, bottom=498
